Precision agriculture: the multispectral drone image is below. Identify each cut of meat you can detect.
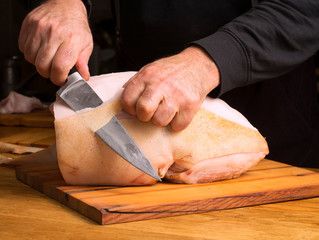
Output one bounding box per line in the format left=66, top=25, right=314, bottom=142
left=0, top=91, right=46, bottom=114
left=53, top=72, right=269, bottom=185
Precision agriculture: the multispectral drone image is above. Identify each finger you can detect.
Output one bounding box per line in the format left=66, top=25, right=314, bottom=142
left=75, top=45, right=93, bottom=81
left=75, top=59, right=90, bottom=80
left=136, top=87, right=164, bottom=122
left=34, top=40, right=60, bottom=79
left=122, top=68, right=143, bottom=88
left=50, top=42, right=79, bottom=86
left=122, top=75, right=135, bottom=88
left=170, top=109, right=196, bottom=131
left=121, top=76, right=146, bottom=116
left=23, top=33, right=41, bottom=64
left=151, top=98, right=177, bottom=127
left=20, top=16, right=43, bottom=64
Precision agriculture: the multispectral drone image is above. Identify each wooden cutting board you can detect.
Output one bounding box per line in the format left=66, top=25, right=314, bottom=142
left=16, top=159, right=319, bottom=225
left=0, top=109, right=54, bottom=128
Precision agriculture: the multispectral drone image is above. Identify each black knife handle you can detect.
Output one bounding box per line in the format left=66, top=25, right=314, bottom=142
left=69, top=67, right=77, bottom=76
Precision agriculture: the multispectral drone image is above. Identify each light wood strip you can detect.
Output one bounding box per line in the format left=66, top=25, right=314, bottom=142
left=0, top=126, right=55, bottom=147
left=0, top=109, right=54, bottom=128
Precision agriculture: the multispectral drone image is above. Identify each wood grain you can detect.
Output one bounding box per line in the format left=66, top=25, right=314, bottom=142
left=15, top=159, right=319, bottom=225
left=0, top=108, right=54, bottom=128
left=0, top=126, right=55, bottom=148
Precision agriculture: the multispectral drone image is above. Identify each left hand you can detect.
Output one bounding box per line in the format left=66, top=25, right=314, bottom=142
left=121, top=46, right=220, bottom=131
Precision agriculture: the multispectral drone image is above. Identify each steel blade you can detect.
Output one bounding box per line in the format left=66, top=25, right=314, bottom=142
left=96, top=116, right=161, bottom=181
left=56, top=71, right=103, bottom=111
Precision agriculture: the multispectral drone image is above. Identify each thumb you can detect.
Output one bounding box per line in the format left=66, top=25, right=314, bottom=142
left=75, top=46, right=92, bottom=80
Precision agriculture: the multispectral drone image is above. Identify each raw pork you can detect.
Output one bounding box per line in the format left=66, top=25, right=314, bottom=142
left=53, top=72, right=268, bottom=185
left=0, top=91, right=46, bottom=114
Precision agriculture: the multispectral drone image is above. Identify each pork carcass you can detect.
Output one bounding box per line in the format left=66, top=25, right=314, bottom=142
left=53, top=72, right=268, bottom=185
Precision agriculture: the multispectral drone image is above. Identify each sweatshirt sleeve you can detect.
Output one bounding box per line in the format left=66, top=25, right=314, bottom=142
left=193, top=0, right=319, bottom=96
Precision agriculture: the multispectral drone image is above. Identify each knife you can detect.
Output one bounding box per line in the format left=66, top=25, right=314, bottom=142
left=56, top=67, right=103, bottom=111
left=56, top=67, right=161, bottom=181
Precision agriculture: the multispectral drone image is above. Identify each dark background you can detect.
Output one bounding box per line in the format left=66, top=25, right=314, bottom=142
left=0, top=0, right=318, bottom=104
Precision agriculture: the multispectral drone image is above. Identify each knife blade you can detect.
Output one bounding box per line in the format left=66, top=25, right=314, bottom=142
left=56, top=67, right=103, bottom=111
left=96, top=116, right=161, bottom=181
left=56, top=67, right=161, bottom=181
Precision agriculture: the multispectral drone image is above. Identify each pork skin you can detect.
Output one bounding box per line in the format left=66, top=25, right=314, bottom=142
left=54, top=72, right=269, bottom=185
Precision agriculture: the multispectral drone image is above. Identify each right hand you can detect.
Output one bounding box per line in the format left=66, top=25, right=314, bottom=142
left=18, top=0, right=93, bottom=86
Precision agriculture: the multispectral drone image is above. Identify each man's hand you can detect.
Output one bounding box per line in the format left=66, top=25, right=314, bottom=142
left=121, top=46, right=220, bottom=131
left=18, top=0, right=93, bottom=86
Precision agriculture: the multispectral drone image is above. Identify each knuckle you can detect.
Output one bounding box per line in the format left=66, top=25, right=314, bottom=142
left=143, top=65, right=155, bottom=74
left=36, top=17, right=46, bottom=30
left=51, top=61, right=66, bottom=76
left=120, top=96, right=136, bottom=116
left=121, top=89, right=134, bottom=106
left=37, top=14, right=57, bottom=30
left=120, top=92, right=129, bottom=105
left=24, top=52, right=35, bottom=64
left=152, top=118, right=165, bottom=127
left=182, top=93, right=200, bottom=109
left=36, top=67, right=50, bottom=78
left=171, top=108, right=195, bottom=132
left=35, top=62, right=49, bottom=77
left=25, top=14, right=39, bottom=26
left=121, top=101, right=133, bottom=114
left=152, top=103, right=177, bottom=127
left=171, top=118, right=190, bottom=132
left=140, top=64, right=161, bottom=79
left=34, top=17, right=52, bottom=35
left=136, top=101, right=153, bottom=122
left=50, top=22, right=63, bottom=37
left=152, top=116, right=169, bottom=127
left=23, top=47, right=37, bottom=64
left=137, top=101, right=151, bottom=115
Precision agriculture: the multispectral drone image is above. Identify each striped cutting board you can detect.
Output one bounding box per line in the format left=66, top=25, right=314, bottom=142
left=15, top=159, right=319, bottom=225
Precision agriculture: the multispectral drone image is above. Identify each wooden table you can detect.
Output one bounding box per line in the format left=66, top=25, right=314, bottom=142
left=1, top=110, right=319, bottom=240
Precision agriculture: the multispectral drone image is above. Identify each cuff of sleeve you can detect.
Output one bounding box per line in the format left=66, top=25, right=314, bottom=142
left=192, top=30, right=250, bottom=97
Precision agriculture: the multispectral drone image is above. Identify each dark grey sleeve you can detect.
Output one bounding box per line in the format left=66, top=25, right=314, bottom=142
left=193, top=0, right=319, bottom=96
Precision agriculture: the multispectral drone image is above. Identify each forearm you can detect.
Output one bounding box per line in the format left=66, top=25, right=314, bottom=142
left=194, top=0, right=319, bottom=96
left=180, top=46, right=220, bottom=95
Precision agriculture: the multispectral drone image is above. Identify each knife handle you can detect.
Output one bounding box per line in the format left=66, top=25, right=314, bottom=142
left=69, top=67, right=77, bottom=76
